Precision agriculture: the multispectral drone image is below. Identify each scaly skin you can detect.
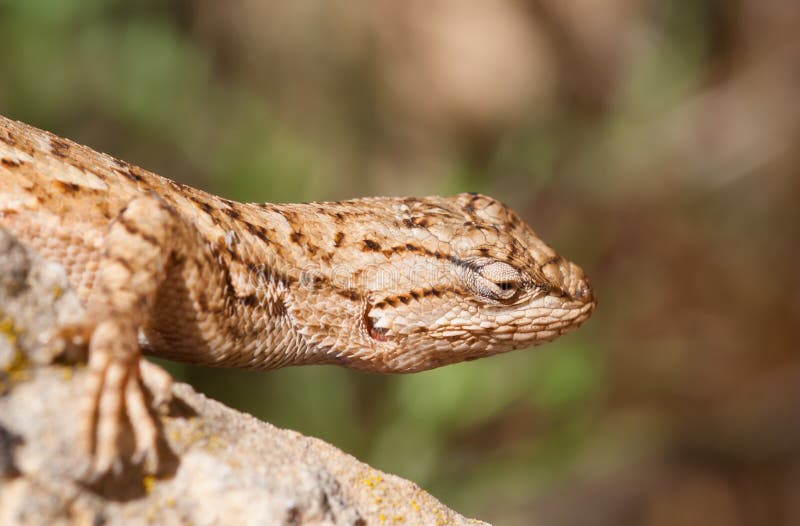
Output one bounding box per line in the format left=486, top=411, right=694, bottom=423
left=0, top=114, right=595, bottom=476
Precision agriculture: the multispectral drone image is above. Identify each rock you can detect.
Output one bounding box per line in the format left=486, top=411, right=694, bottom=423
left=0, top=227, right=488, bottom=526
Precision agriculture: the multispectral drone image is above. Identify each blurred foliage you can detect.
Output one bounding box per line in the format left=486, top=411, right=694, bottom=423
left=1, top=1, right=798, bottom=524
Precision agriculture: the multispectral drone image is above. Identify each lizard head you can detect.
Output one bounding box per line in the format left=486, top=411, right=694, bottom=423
left=289, top=193, right=595, bottom=372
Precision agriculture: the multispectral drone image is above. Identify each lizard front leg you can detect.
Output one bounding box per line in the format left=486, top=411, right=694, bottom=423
left=83, top=195, right=185, bottom=476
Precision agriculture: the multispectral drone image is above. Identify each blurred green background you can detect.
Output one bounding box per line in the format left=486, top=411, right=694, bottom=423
left=2, top=1, right=798, bottom=524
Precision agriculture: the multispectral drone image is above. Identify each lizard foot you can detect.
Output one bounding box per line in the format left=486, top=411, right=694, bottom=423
left=82, top=320, right=170, bottom=479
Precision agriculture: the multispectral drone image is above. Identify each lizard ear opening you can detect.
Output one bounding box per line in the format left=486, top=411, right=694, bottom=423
left=369, top=324, right=389, bottom=342
left=364, top=307, right=389, bottom=341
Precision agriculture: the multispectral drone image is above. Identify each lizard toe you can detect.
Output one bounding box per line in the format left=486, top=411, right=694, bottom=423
left=127, top=367, right=163, bottom=474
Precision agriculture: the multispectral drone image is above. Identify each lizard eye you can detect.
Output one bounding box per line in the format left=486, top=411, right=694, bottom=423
left=497, top=280, right=516, bottom=292
left=465, top=260, right=523, bottom=302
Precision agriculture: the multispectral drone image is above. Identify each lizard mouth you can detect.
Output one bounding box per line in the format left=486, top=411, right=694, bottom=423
left=362, top=288, right=594, bottom=347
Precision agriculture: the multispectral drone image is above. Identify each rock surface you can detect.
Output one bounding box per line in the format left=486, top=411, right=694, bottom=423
left=0, top=227, right=488, bottom=526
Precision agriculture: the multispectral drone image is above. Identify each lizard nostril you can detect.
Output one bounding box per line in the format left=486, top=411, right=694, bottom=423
left=573, top=278, right=595, bottom=304
left=542, top=259, right=595, bottom=304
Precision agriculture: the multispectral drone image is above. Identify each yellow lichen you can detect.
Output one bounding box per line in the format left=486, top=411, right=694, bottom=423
left=206, top=434, right=223, bottom=452
left=5, top=349, right=30, bottom=381
left=0, top=317, right=19, bottom=347
left=364, top=474, right=383, bottom=489
left=0, top=318, right=28, bottom=381
left=142, top=475, right=156, bottom=494
left=169, top=428, right=183, bottom=443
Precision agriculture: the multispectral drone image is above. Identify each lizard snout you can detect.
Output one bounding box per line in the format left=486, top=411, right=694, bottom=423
left=541, top=258, right=595, bottom=306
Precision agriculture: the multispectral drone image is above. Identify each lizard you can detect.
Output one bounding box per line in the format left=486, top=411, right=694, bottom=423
left=0, top=113, right=596, bottom=477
